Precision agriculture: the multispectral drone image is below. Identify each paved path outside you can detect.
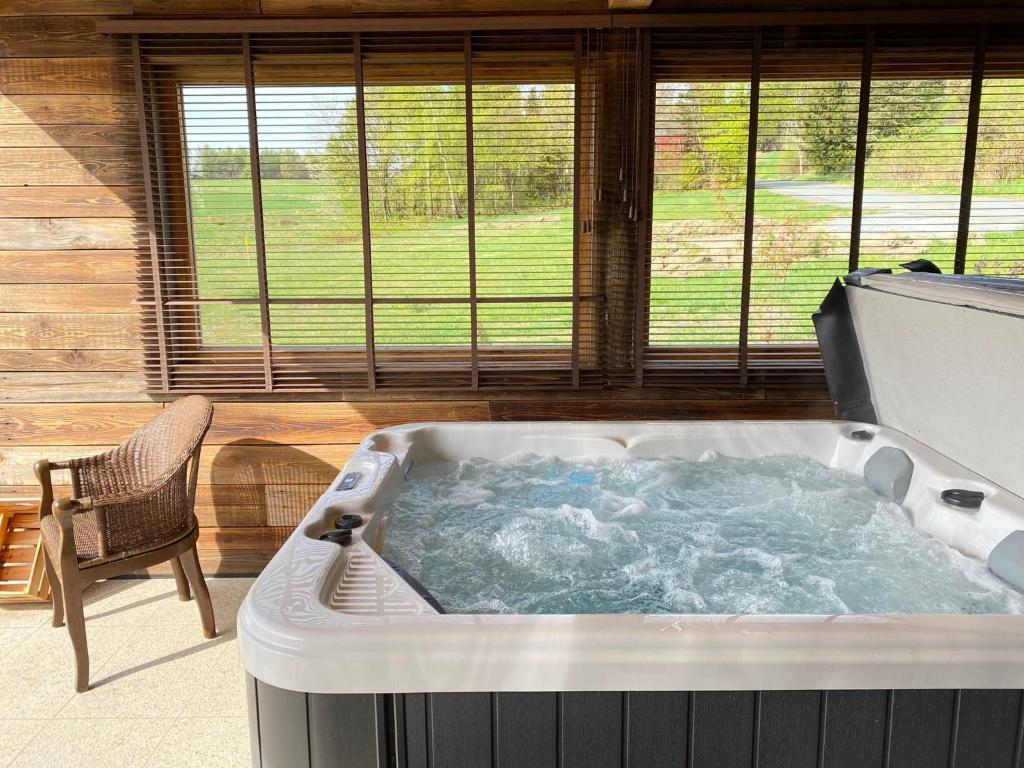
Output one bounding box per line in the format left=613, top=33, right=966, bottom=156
left=757, top=180, right=1024, bottom=237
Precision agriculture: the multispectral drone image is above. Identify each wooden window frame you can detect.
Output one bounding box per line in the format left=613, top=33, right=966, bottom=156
left=136, top=31, right=601, bottom=394
left=643, top=24, right=997, bottom=388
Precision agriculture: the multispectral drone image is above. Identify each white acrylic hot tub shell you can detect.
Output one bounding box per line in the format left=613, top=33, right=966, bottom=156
left=237, top=420, right=1024, bottom=695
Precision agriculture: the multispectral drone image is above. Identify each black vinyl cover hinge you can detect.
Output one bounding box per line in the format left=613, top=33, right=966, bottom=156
left=812, top=279, right=878, bottom=424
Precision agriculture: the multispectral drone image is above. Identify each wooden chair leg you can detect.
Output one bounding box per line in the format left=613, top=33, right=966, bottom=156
left=179, top=545, right=215, bottom=640
left=42, top=549, right=64, bottom=628
left=61, top=572, right=90, bottom=693
left=170, top=556, right=192, bottom=602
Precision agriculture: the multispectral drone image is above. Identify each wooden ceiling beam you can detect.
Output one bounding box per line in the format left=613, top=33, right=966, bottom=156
left=97, top=6, right=1024, bottom=34
left=609, top=0, right=652, bottom=9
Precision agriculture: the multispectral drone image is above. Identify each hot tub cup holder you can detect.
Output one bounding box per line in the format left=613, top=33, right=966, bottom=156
left=318, top=529, right=353, bottom=546
left=941, top=488, right=985, bottom=510
left=850, top=429, right=876, bottom=442
left=335, top=513, right=364, bottom=531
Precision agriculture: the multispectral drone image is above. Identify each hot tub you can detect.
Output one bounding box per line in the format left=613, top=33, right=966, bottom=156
left=239, top=272, right=1024, bottom=768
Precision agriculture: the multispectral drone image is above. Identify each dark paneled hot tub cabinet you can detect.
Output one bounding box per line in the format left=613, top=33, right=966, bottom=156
left=246, top=679, right=1024, bottom=768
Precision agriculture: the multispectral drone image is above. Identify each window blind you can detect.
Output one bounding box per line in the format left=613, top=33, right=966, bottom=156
left=748, top=27, right=865, bottom=369
left=139, top=35, right=268, bottom=393
left=645, top=24, right=1018, bottom=388
left=858, top=27, right=975, bottom=273
left=253, top=34, right=368, bottom=391
left=134, top=23, right=1024, bottom=395
left=647, top=29, right=755, bottom=385
left=135, top=29, right=600, bottom=392
left=967, top=29, right=1024, bottom=277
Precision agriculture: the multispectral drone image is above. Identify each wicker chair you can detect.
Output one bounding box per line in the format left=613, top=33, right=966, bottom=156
left=34, top=395, right=216, bottom=692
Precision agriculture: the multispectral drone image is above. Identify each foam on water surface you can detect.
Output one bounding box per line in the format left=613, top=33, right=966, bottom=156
left=379, top=453, right=1024, bottom=615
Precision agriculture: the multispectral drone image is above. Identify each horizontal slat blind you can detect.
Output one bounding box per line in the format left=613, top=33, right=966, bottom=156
left=966, top=30, right=1024, bottom=277
left=362, top=32, right=472, bottom=388
left=748, top=28, right=865, bottom=365
left=141, top=35, right=268, bottom=392
left=136, top=29, right=598, bottom=392
left=645, top=24, right=1024, bottom=388
left=858, top=27, right=975, bottom=273
left=647, top=29, right=754, bottom=384
left=473, top=30, right=587, bottom=388
left=134, top=24, right=1024, bottom=394
left=253, top=34, right=368, bottom=391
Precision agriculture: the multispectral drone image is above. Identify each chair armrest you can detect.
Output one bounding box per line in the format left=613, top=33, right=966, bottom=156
left=52, top=496, right=94, bottom=517
left=60, top=473, right=194, bottom=561
left=48, top=495, right=97, bottom=566
left=34, top=459, right=55, bottom=520
left=34, top=453, right=107, bottom=520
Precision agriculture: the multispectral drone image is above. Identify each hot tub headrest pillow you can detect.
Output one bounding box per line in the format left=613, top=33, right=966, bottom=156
left=863, top=447, right=914, bottom=504
left=989, top=531, right=1024, bottom=592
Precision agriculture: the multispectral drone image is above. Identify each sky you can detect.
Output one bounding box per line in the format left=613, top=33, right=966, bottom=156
left=182, top=85, right=355, bottom=150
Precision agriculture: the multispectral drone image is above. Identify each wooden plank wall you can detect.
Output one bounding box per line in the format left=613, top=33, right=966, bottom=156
left=0, top=0, right=833, bottom=575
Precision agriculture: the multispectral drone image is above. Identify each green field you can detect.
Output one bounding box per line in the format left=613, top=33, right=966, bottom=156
left=188, top=175, right=1024, bottom=349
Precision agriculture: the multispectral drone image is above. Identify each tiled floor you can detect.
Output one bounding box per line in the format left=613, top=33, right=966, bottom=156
left=0, top=577, right=255, bottom=768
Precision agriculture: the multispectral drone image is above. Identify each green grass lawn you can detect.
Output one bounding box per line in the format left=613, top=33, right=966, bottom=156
left=187, top=176, right=1024, bottom=349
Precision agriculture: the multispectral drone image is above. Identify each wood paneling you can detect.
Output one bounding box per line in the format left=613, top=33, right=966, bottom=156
left=0, top=57, right=133, bottom=95
left=0, top=443, right=349, bottom=487
left=0, top=444, right=115, bottom=485
left=151, top=547, right=274, bottom=575
left=0, top=350, right=143, bottom=372
left=0, top=483, right=322, bottom=528
left=0, top=1, right=133, bottom=16
left=0, top=403, right=162, bottom=444
left=0, top=148, right=141, bottom=186
left=206, top=401, right=489, bottom=444
left=197, top=443, right=353, bottom=486
left=133, top=0, right=262, bottom=13
left=0, top=284, right=139, bottom=314
left=0, top=17, right=121, bottom=58
left=0, top=95, right=136, bottom=126
left=194, top=483, right=324, bottom=527
left=0, top=218, right=138, bottom=250
left=0, top=186, right=144, bottom=217
left=196, top=525, right=292, bottom=551
left=0, top=314, right=140, bottom=350
left=0, top=372, right=150, bottom=402
left=0, top=124, right=139, bottom=147
left=489, top=398, right=834, bottom=421
left=355, top=0, right=605, bottom=10
left=258, top=0, right=356, bottom=10
left=0, top=250, right=140, bottom=283
left=0, top=400, right=408, bottom=454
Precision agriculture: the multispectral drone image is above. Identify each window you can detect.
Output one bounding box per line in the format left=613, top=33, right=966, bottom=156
left=139, top=30, right=595, bottom=392
left=651, top=79, right=750, bottom=352
left=966, top=33, right=1024, bottom=277
left=860, top=31, right=974, bottom=272
left=646, top=25, right=1023, bottom=385
left=647, top=30, right=754, bottom=380
left=136, top=25, right=1024, bottom=394
left=750, top=75, right=859, bottom=348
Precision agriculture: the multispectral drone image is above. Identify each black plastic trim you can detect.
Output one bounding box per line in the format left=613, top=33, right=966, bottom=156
left=812, top=279, right=878, bottom=424
left=382, top=556, right=447, bottom=614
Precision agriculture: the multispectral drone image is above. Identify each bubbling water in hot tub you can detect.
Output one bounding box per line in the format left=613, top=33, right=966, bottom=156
left=379, top=452, right=1024, bottom=615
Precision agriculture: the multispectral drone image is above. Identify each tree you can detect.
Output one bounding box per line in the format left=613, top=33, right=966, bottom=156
left=259, top=148, right=312, bottom=180
left=801, top=81, right=858, bottom=175
left=190, top=146, right=251, bottom=179
left=322, top=83, right=571, bottom=221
